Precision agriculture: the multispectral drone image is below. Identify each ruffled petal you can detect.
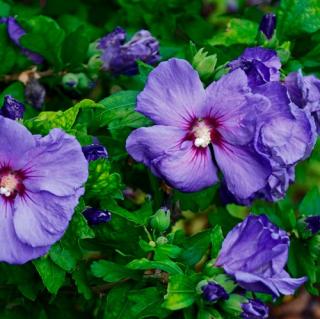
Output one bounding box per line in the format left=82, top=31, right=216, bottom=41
left=136, top=58, right=206, bottom=128
left=270, top=271, right=307, bottom=296
left=0, top=116, right=36, bottom=165
left=13, top=188, right=84, bottom=247
left=20, top=129, right=88, bottom=197
left=214, top=143, right=271, bottom=199
left=126, top=125, right=218, bottom=192
left=0, top=198, right=49, bottom=264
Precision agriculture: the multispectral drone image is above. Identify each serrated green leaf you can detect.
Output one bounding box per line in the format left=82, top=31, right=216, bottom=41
left=299, top=187, right=320, bottom=216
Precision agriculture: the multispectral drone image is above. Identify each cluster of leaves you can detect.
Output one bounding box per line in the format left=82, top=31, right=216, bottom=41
left=1, top=0, right=320, bottom=318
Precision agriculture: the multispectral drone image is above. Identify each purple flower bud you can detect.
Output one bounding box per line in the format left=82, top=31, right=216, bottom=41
left=305, top=216, right=320, bottom=234
left=83, top=208, right=112, bottom=225
left=82, top=144, right=108, bottom=161
left=259, top=13, right=277, bottom=40
left=25, top=79, right=46, bottom=109
left=98, top=27, right=160, bottom=76
left=241, top=299, right=269, bottom=319
left=202, top=282, right=229, bottom=302
left=0, top=17, right=43, bottom=64
left=1, top=95, right=25, bottom=120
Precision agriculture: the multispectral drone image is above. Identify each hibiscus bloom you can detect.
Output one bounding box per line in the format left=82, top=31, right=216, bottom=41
left=126, top=58, right=314, bottom=199
left=0, top=116, right=88, bottom=264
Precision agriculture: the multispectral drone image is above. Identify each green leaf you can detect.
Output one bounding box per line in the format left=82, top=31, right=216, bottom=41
left=61, top=25, right=89, bottom=68
left=0, top=1, right=10, bottom=16
left=207, top=19, right=258, bottom=47
left=49, top=242, right=78, bottom=272
left=0, top=82, right=25, bottom=105
left=0, top=24, right=17, bottom=76
left=127, top=258, right=183, bottom=274
left=20, top=16, right=65, bottom=67
left=162, top=274, right=197, bottom=310
left=72, top=264, right=93, bottom=300
left=299, top=187, right=320, bottom=216
left=277, top=0, right=320, bottom=38
left=210, top=225, right=224, bottom=258
left=91, top=260, right=138, bottom=282
left=33, top=257, right=66, bottom=294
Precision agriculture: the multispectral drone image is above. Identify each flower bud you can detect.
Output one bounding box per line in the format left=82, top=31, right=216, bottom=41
left=83, top=208, right=112, bottom=225
left=62, top=73, right=79, bottom=89
left=259, top=13, right=276, bottom=40
left=82, top=144, right=108, bottom=162
left=25, top=78, right=46, bottom=110
left=220, top=294, right=246, bottom=316
left=192, top=48, right=217, bottom=81
left=297, top=215, right=320, bottom=239
left=156, top=236, right=168, bottom=245
left=150, top=207, right=171, bottom=232
left=241, top=298, right=269, bottom=319
left=78, top=73, right=95, bottom=90
left=0, top=95, right=25, bottom=120
left=200, top=281, right=229, bottom=303
left=87, top=54, right=103, bottom=79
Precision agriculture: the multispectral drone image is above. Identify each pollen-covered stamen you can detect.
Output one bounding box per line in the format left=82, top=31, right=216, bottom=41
left=0, top=173, right=19, bottom=197
left=193, top=120, right=212, bottom=148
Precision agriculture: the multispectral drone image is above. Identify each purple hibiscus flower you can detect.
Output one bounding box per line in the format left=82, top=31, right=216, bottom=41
left=126, top=58, right=315, bottom=200
left=229, top=47, right=281, bottom=87
left=285, top=70, right=320, bottom=134
left=0, top=116, right=88, bottom=264
left=216, top=215, right=306, bottom=297
left=98, top=27, right=160, bottom=76
left=0, top=17, right=43, bottom=64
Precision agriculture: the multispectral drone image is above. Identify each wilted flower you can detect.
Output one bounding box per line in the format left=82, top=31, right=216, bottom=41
left=25, top=78, right=46, bottom=109
left=259, top=13, right=277, bottom=40
left=98, top=27, right=160, bottom=76
left=285, top=70, right=320, bottom=134
left=126, top=58, right=314, bottom=200
left=0, top=116, right=88, bottom=264
left=229, top=47, right=281, bottom=87
left=216, top=215, right=306, bottom=297
left=82, top=144, right=108, bottom=161
left=0, top=17, right=43, bottom=64
left=83, top=208, right=112, bottom=225
left=0, top=95, right=25, bottom=120
left=202, top=282, right=229, bottom=302
left=241, top=299, right=269, bottom=319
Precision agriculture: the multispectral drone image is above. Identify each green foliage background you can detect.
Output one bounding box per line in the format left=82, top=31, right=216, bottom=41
left=0, top=0, right=320, bottom=318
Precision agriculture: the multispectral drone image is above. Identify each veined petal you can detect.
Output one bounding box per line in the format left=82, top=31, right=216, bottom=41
left=136, top=58, right=206, bottom=128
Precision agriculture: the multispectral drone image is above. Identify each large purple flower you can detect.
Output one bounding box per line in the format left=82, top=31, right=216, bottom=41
left=285, top=71, right=320, bottom=134
left=126, top=58, right=273, bottom=197
left=0, top=116, right=88, bottom=264
left=216, top=215, right=306, bottom=297
left=98, top=27, right=160, bottom=76
left=126, top=58, right=315, bottom=200
left=229, top=47, right=281, bottom=87
left=0, top=17, right=43, bottom=64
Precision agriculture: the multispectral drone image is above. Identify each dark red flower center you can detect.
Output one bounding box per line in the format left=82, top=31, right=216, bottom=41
left=0, top=166, right=26, bottom=200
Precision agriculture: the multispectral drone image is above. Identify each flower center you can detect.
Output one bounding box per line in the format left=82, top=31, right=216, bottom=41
left=192, top=120, right=212, bottom=148
left=0, top=167, right=25, bottom=199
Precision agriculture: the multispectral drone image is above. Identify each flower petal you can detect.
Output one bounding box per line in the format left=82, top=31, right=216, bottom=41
left=0, top=198, right=49, bottom=264
left=136, top=58, right=205, bottom=127
left=214, top=143, right=271, bottom=199
left=0, top=116, right=36, bottom=165
left=20, top=129, right=88, bottom=197
left=13, top=188, right=84, bottom=247
left=126, top=125, right=218, bottom=192
left=270, top=271, right=307, bottom=296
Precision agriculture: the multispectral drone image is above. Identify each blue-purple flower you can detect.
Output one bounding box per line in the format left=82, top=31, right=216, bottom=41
left=202, top=282, right=229, bottom=302
left=216, top=215, right=306, bottom=297
left=83, top=208, right=111, bottom=225
left=0, top=17, right=43, bottom=64
left=0, top=95, right=25, bottom=120
left=82, top=144, right=108, bottom=161
left=259, top=13, right=276, bottom=40
left=98, top=27, right=160, bottom=76
left=229, top=47, right=281, bottom=87
left=285, top=70, right=320, bottom=134
left=0, top=116, right=88, bottom=264
left=241, top=299, right=269, bottom=319
left=126, top=58, right=315, bottom=200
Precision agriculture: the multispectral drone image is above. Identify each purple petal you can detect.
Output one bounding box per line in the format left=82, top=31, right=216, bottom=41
left=0, top=198, right=49, bottom=264
left=0, top=116, right=36, bottom=165
left=214, top=144, right=271, bottom=199
left=270, top=271, right=307, bottom=295
left=20, top=129, right=88, bottom=197
left=136, top=58, right=206, bottom=128
left=13, top=189, right=84, bottom=247
left=126, top=125, right=218, bottom=192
